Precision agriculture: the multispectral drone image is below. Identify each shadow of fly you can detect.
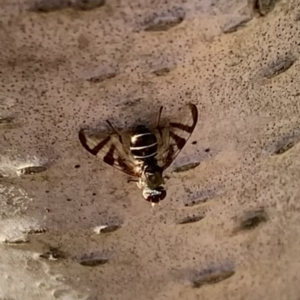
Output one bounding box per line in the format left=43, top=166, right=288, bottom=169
left=78, top=103, right=198, bottom=206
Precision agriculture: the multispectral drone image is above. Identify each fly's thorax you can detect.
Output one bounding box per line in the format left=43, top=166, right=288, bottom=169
left=140, top=163, right=163, bottom=189
left=130, top=126, right=158, bottom=160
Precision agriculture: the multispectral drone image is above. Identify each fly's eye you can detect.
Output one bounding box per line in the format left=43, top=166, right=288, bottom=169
left=145, top=187, right=166, bottom=203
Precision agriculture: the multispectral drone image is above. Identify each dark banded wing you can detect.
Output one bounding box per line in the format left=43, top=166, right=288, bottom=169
left=78, top=128, right=141, bottom=177
left=155, top=103, right=198, bottom=171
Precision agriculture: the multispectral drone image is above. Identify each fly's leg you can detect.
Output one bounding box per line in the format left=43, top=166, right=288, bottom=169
left=127, top=179, right=139, bottom=184
left=156, top=106, right=164, bottom=128
left=162, top=174, right=171, bottom=183
left=136, top=180, right=143, bottom=189
left=106, top=120, right=121, bottom=137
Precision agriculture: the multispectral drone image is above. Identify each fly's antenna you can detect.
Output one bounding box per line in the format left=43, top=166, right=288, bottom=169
left=151, top=201, right=160, bottom=208
left=156, top=106, right=164, bottom=128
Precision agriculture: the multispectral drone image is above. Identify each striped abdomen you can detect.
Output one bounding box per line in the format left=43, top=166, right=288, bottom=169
left=130, top=126, right=158, bottom=160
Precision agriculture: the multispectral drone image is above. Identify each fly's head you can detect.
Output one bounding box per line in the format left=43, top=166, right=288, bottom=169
left=139, top=164, right=166, bottom=205
left=142, top=186, right=167, bottom=206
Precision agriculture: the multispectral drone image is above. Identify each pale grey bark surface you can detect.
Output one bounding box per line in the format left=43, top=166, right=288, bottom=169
left=0, top=0, right=299, bottom=299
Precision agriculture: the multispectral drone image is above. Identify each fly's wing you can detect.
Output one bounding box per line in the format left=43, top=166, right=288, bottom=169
left=78, top=128, right=141, bottom=178
left=155, top=103, right=198, bottom=171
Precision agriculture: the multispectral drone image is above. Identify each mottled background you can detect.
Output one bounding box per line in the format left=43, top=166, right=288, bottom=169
left=0, top=0, right=299, bottom=299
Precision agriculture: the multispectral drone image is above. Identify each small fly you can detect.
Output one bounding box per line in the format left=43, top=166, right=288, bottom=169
left=78, top=103, right=198, bottom=206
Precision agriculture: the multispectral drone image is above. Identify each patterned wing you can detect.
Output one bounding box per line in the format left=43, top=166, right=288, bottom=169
left=155, top=103, right=198, bottom=171
left=78, top=128, right=141, bottom=177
